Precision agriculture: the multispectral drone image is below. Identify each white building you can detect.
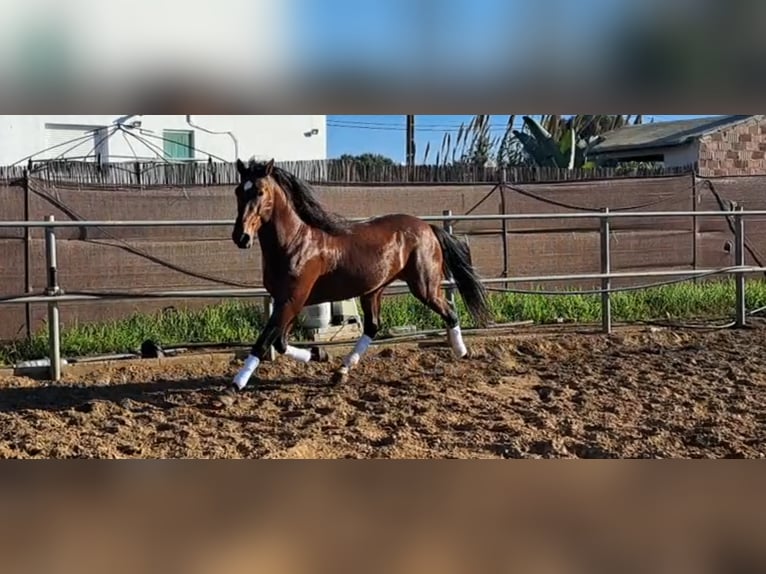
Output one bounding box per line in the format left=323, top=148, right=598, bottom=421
left=0, top=115, right=326, bottom=165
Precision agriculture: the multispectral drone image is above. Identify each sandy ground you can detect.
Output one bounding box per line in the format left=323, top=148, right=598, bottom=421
left=1, top=324, right=765, bottom=458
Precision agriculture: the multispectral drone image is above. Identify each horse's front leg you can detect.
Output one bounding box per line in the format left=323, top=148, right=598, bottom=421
left=217, top=290, right=313, bottom=406
left=274, top=316, right=331, bottom=364
left=331, top=289, right=382, bottom=384
left=229, top=305, right=283, bottom=391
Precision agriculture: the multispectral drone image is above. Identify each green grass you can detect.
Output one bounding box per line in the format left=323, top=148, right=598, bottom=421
left=2, top=278, right=765, bottom=366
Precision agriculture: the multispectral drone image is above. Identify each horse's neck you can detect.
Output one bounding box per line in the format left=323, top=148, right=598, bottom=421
left=257, top=191, right=307, bottom=254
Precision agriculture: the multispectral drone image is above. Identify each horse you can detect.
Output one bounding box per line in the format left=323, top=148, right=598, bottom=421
left=217, top=158, right=492, bottom=405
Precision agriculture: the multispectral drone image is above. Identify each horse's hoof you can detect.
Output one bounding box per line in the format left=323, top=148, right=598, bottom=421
left=454, top=348, right=472, bottom=360
left=311, top=346, right=331, bottom=363
left=214, top=385, right=239, bottom=408
left=331, top=370, right=348, bottom=385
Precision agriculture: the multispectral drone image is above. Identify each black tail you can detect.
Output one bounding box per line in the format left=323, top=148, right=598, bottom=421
left=431, top=225, right=492, bottom=327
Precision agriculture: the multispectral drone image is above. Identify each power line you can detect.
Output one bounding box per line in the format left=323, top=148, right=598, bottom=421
left=328, top=115, right=695, bottom=163
left=328, top=116, right=520, bottom=129
left=327, top=121, right=521, bottom=133
left=327, top=115, right=693, bottom=133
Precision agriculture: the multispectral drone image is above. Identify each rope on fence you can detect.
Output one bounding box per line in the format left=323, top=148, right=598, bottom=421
left=26, top=181, right=259, bottom=289
left=501, top=179, right=698, bottom=213
left=705, top=179, right=766, bottom=275
left=14, top=171, right=748, bottom=295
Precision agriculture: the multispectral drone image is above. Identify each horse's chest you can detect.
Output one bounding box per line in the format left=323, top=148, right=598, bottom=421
left=262, top=248, right=318, bottom=289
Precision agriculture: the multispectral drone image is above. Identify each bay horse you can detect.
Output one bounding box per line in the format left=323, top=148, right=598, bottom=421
left=218, top=158, right=492, bottom=405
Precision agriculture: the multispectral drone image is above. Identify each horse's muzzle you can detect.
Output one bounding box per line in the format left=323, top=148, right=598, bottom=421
left=233, top=231, right=253, bottom=249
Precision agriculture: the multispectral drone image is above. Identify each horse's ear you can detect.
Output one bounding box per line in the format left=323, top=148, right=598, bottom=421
left=235, top=158, right=246, bottom=177
left=265, top=158, right=275, bottom=176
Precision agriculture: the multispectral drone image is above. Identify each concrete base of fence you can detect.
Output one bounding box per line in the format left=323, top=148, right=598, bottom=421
left=306, top=322, right=363, bottom=343
left=13, top=358, right=69, bottom=379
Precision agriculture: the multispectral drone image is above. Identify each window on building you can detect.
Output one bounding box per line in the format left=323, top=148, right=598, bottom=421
left=163, top=129, right=195, bottom=160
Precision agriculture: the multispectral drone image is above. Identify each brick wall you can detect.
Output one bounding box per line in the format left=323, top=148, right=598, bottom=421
left=698, top=116, right=766, bottom=176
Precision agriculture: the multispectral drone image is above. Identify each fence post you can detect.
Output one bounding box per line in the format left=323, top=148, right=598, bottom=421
left=263, top=296, right=275, bottom=361
left=443, top=209, right=456, bottom=309
left=499, top=171, right=510, bottom=289
left=691, top=173, right=698, bottom=278
left=600, top=208, right=612, bottom=334
left=44, top=215, right=62, bottom=381
left=734, top=205, right=747, bottom=328
left=23, top=162, right=32, bottom=340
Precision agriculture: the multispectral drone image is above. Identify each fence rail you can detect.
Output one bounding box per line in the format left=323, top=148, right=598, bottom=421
left=1, top=209, right=765, bottom=227
left=0, top=206, right=756, bottom=380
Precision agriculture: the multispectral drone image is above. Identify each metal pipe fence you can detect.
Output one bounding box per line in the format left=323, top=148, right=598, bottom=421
left=0, top=208, right=758, bottom=380
left=2, top=209, right=766, bottom=227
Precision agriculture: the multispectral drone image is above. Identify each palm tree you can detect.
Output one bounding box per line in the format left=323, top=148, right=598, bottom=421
left=512, top=115, right=644, bottom=168
left=423, top=114, right=644, bottom=169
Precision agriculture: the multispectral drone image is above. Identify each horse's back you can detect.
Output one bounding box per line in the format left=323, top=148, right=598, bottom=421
left=311, top=213, right=440, bottom=301
left=353, top=212, right=431, bottom=232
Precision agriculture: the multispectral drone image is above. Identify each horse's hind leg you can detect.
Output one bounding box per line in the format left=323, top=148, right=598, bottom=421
left=405, top=258, right=468, bottom=359
left=332, top=289, right=382, bottom=384
left=421, top=292, right=468, bottom=359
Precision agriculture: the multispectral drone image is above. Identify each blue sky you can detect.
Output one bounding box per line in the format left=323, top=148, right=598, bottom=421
left=292, top=0, right=633, bottom=80
left=326, top=115, right=716, bottom=164
left=296, top=2, right=717, bottom=162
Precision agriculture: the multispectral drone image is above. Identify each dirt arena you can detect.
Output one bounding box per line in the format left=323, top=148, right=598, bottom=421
left=1, top=323, right=765, bottom=459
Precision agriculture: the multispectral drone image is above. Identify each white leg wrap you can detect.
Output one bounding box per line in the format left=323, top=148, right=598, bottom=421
left=447, top=326, right=468, bottom=358
left=233, top=354, right=260, bottom=390
left=284, top=345, right=312, bottom=363
left=342, top=335, right=373, bottom=369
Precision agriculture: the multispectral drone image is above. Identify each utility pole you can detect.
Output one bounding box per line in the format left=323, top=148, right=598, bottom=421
left=406, top=115, right=415, bottom=167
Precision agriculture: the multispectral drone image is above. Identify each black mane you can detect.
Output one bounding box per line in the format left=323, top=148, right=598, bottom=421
left=246, top=159, right=351, bottom=235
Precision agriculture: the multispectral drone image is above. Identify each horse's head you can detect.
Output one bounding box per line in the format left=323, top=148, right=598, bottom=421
left=232, top=157, right=278, bottom=249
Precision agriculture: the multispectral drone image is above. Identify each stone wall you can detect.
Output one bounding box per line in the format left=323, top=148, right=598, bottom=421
left=698, top=117, right=766, bottom=176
